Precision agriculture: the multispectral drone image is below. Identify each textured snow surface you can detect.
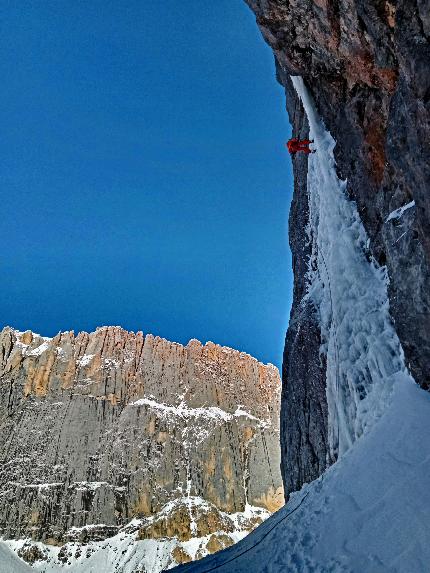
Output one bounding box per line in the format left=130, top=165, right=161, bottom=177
left=292, top=76, right=406, bottom=458
left=0, top=543, right=32, bottom=572
left=173, top=376, right=430, bottom=573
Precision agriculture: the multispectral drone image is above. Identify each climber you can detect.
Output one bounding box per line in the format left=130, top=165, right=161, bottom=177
left=286, top=138, right=316, bottom=154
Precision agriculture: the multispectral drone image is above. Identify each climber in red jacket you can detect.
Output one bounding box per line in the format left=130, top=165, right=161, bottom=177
left=286, top=138, right=316, bottom=154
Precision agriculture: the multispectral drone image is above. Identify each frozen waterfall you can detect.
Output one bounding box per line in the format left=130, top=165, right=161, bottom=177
left=291, top=76, right=407, bottom=459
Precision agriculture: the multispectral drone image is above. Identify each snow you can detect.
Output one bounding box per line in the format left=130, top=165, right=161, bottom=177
left=129, top=397, right=263, bottom=425
left=102, top=358, right=120, bottom=369
left=77, top=354, right=95, bottom=367
left=67, top=524, right=108, bottom=534
left=130, top=397, right=234, bottom=421
left=129, top=398, right=265, bottom=427
left=26, top=341, right=51, bottom=357
left=291, top=75, right=406, bottom=459
left=172, top=376, right=430, bottom=572
left=234, top=406, right=259, bottom=421
left=2, top=501, right=270, bottom=573
left=71, top=482, right=108, bottom=492
left=386, top=200, right=415, bottom=222
left=0, top=542, right=32, bottom=572
left=12, top=329, right=51, bottom=343
left=16, top=483, right=64, bottom=491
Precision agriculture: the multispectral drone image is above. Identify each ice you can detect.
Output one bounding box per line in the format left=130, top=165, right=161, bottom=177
left=291, top=75, right=406, bottom=459
left=386, top=200, right=415, bottom=222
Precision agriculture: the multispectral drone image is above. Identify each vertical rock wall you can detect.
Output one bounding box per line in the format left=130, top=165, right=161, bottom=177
left=277, top=68, right=333, bottom=494
left=245, top=0, right=430, bottom=494
left=0, top=326, right=283, bottom=564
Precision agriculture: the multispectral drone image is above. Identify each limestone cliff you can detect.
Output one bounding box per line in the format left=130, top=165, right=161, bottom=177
left=0, top=326, right=283, bottom=570
left=245, top=0, right=429, bottom=494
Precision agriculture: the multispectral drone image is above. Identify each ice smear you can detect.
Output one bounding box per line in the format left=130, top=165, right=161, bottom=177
left=386, top=200, right=415, bottom=222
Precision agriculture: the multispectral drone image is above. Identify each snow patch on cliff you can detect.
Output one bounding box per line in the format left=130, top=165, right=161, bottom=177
left=26, top=341, right=52, bottom=357
left=130, top=397, right=233, bottom=421
left=129, top=397, right=261, bottom=424
left=76, top=354, right=95, bottom=367
left=386, top=200, right=415, bottom=222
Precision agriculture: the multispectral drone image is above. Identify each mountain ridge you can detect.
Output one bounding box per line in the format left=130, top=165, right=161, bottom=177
left=0, top=325, right=283, bottom=571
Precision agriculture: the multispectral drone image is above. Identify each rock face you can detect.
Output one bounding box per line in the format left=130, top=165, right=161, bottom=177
left=245, top=0, right=430, bottom=493
left=0, top=326, right=283, bottom=570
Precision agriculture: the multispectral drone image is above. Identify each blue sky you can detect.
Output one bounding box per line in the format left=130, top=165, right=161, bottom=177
left=1, top=0, right=293, bottom=367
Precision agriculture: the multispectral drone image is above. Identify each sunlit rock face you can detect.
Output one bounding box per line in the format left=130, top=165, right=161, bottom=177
left=0, top=326, right=283, bottom=570
left=245, top=0, right=430, bottom=494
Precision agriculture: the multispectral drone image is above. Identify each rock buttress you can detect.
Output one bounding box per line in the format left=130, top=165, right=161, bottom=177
left=245, top=0, right=430, bottom=493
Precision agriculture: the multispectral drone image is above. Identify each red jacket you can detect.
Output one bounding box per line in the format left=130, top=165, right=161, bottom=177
left=287, top=138, right=299, bottom=153
left=286, top=138, right=312, bottom=154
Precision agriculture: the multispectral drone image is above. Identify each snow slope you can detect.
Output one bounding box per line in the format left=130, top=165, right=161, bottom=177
left=172, top=77, right=430, bottom=572
left=173, top=376, right=430, bottom=573
left=0, top=542, right=32, bottom=572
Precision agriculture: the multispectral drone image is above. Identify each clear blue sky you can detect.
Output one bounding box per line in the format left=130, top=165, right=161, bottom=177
left=1, top=0, right=293, bottom=367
